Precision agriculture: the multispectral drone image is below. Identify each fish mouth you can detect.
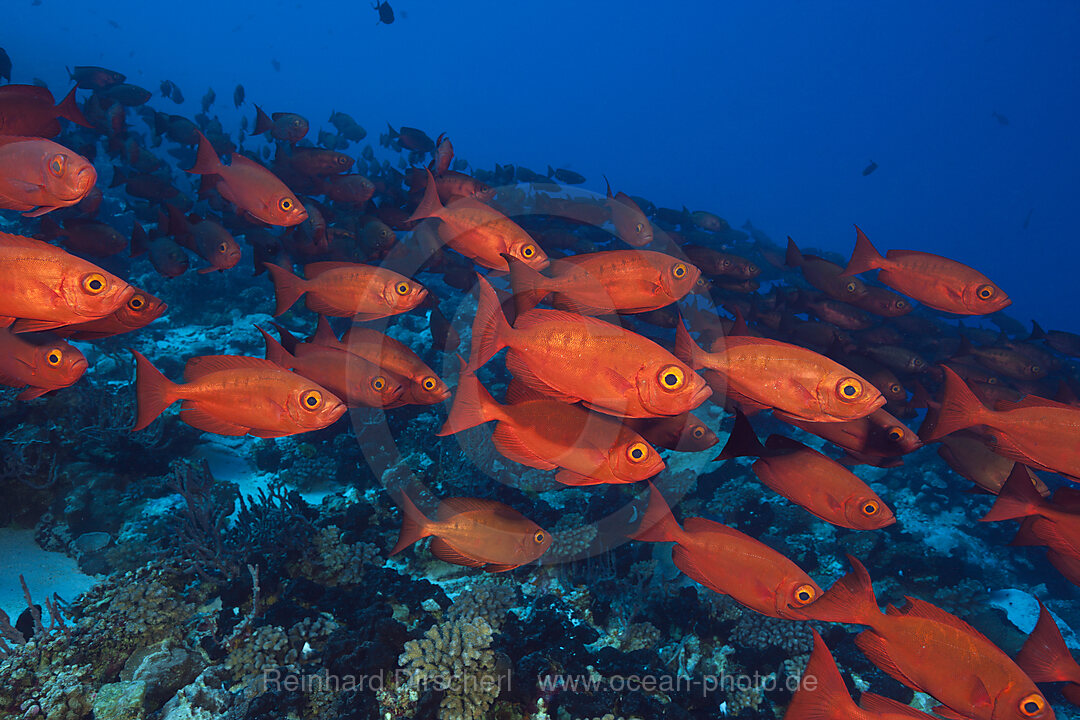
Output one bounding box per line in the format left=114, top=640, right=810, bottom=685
left=69, top=357, right=89, bottom=376
left=688, top=383, right=713, bottom=408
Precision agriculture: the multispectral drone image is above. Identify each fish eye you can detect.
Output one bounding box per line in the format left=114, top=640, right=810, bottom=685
left=521, top=245, right=536, bottom=259
left=380, top=228, right=389, bottom=238
left=793, top=584, right=817, bottom=606
left=976, top=284, right=995, bottom=300
left=749, top=264, right=758, bottom=273
left=987, top=376, right=998, bottom=384
left=1031, top=366, right=1041, bottom=376
left=862, top=500, right=879, bottom=515
left=395, top=281, right=410, bottom=295
left=279, top=197, right=293, bottom=212
left=82, top=273, right=107, bottom=295
left=836, top=377, right=863, bottom=401
left=422, top=377, right=437, bottom=391
left=887, top=427, right=904, bottom=442
left=845, top=281, right=858, bottom=294
left=217, top=242, right=228, bottom=253
left=889, top=383, right=902, bottom=394
left=721, top=259, right=731, bottom=268
left=372, top=376, right=387, bottom=391
left=46, top=349, right=63, bottom=366
left=634, top=222, right=644, bottom=233
left=533, top=530, right=545, bottom=544
left=626, top=442, right=649, bottom=463
left=895, top=299, right=907, bottom=309
left=291, top=118, right=300, bottom=127
left=128, top=294, right=146, bottom=310
left=301, top=389, right=323, bottom=409
left=49, top=154, right=66, bottom=177
left=692, top=426, right=705, bottom=439
left=672, top=263, right=687, bottom=278
left=658, top=365, right=686, bottom=391
left=1019, top=694, right=1046, bottom=717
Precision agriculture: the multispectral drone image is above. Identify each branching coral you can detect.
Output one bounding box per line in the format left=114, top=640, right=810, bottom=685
left=448, top=578, right=518, bottom=632
left=398, top=617, right=502, bottom=720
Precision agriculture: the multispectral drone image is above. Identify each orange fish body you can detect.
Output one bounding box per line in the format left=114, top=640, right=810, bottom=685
left=390, top=493, right=551, bottom=572
left=507, top=250, right=700, bottom=315
left=981, top=465, right=1080, bottom=555
left=623, top=412, right=718, bottom=452
left=264, top=261, right=427, bottom=320
left=605, top=178, right=653, bottom=247
left=470, top=276, right=710, bottom=418
left=186, top=131, right=307, bottom=226
left=631, top=485, right=823, bottom=619
left=408, top=168, right=547, bottom=272
left=676, top=321, right=884, bottom=423
left=804, top=556, right=1054, bottom=720
left=131, top=351, right=345, bottom=437
left=183, top=219, right=242, bottom=273
left=1015, top=601, right=1080, bottom=693
left=0, top=85, right=90, bottom=138
left=841, top=226, right=1010, bottom=315
left=0, top=232, right=133, bottom=332
left=334, top=322, right=450, bottom=406
left=258, top=327, right=404, bottom=408
left=937, top=431, right=1050, bottom=496
left=0, top=328, right=87, bottom=400
left=782, top=408, right=923, bottom=465
left=718, top=411, right=895, bottom=530
left=0, top=137, right=97, bottom=216
left=53, top=289, right=167, bottom=340
left=786, top=237, right=867, bottom=302
left=927, top=366, right=1080, bottom=478
left=439, top=364, right=665, bottom=485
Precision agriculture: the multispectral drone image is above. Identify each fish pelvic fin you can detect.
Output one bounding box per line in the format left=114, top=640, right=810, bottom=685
left=467, top=275, right=513, bottom=371
left=800, top=554, right=882, bottom=626
left=130, top=349, right=180, bottom=430
left=263, top=262, right=308, bottom=316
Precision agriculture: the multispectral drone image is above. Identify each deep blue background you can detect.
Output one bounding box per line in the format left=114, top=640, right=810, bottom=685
left=6, top=1, right=1078, bottom=330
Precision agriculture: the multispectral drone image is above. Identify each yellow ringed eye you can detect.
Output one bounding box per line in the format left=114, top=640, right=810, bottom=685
left=635, top=222, right=644, bottom=232
left=793, top=584, right=817, bottom=605
left=976, top=284, right=995, bottom=300
left=47, top=350, right=63, bottom=366
left=521, top=245, right=535, bottom=259
left=129, top=295, right=145, bottom=310
left=395, top=281, right=410, bottom=295
left=863, top=501, right=879, bottom=515
left=627, top=441, right=649, bottom=462
left=673, top=263, right=687, bottom=278
left=82, top=273, right=107, bottom=294
left=889, top=383, right=901, bottom=394
left=658, top=365, right=685, bottom=390
left=301, top=390, right=322, bottom=409
left=887, top=427, right=904, bottom=442
left=845, top=281, right=857, bottom=293
left=280, top=198, right=293, bottom=212
left=1019, top=694, right=1046, bottom=717
left=49, top=154, right=66, bottom=176
left=837, top=377, right=863, bottom=401
left=692, top=426, right=705, bottom=439
left=372, top=376, right=387, bottom=391
left=422, top=377, right=437, bottom=391
left=533, top=531, right=545, bottom=544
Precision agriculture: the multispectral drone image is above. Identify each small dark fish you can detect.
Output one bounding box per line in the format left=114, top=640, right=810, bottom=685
left=159, top=79, right=174, bottom=98
left=233, top=84, right=244, bottom=108
left=373, top=1, right=394, bottom=24
left=201, top=87, right=215, bottom=113
left=0, top=48, right=11, bottom=82
left=547, top=165, right=585, bottom=184
left=101, top=82, right=152, bottom=106
left=169, top=84, right=183, bottom=104
left=861, top=160, right=878, bottom=176
left=271, top=58, right=281, bottom=72
left=992, top=111, right=1009, bottom=126
left=68, top=65, right=125, bottom=90
left=329, top=110, right=366, bottom=142
left=107, top=19, right=120, bottom=28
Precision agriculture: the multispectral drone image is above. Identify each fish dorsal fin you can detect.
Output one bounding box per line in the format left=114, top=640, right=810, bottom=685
left=303, top=261, right=361, bottom=278
left=858, top=693, right=934, bottom=719
left=0, top=136, right=36, bottom=148
left=183, top=355, right=282, bottom=382
left=428, top=537, right=485, bottom=569
left=437, top=496, right=516, bottom=520
left=227, top=152, right=267, bottom=172
left=0, top=231, right=62, bottom=252
left=312, top=315, right=341, bottom=346
left=996, top=394, right=1077, bottom=412
left=512, top=307, right=612, bottom=333
left=179, top=404, right=250, bottom=435
left=491, top=423, right=558, bottom=470
left=505, top=378, right=550, bottom=405
left=889, top=596, right=984, bottom=639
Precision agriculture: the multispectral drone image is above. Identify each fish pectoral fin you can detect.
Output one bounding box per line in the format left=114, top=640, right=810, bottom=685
left=932, top=705, right=976, bottom=720
left=491, top=425, right=558, bottom=470
left=554, top=469, right=605, bottom=486
left=179, top=404, right=250, bottom=436
left=9, top=318, right=69, bottom=333
left=23, top=206, right=60, bottom=218
left=670, top=545, right=724, bottom=596
left=16, top=387, right=52, bottom=401
left=249, top=429, right=291, bottom=438
left=481, top=562, right=520, bottom=573
left=853, top=631, right=922, bottom=693
left=504, top=351, right=580, bottom=403
left=428, top=538, right=485, bottom=569
left=599, top=368, right=634, bottom=395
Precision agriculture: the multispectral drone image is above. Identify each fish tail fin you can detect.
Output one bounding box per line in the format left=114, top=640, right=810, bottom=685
left=187, top=132, right=224, bottom=176
left=406, top=168, right=444, bottom=224
left=437, top=356, right=502, bottom=436
left=840, top=225, right=886, bottom=276
left=924, top=366, right=986, bottom=441
left=55, top=85, right=90, bottom=128
left=630, top=483, right=685, bottom=544
left=801, top=554, right=881, bottom=625
left=130, top=350, right=180, bottom=430
left=674, top=317, right=707, bottom=370
left=389, top=492, right=431, bottom=555
left=714, top=409, right=767, bottom=460
left=1016, top=601, right=1080, bottom=684
left=256, top=326, right=295, bottom=368
left=253, top=104, right=272, bottom=135
left=980, top=464, right=1044, bottom=523
left=785, top=236, right=804, bottom=267
left=270, top=321, right=301, bottom=353
left=263, top=262, right=307, bottom=316
left=467, top=275, right=512, bottom=370
left=505, top=253, right=550, bottom=314
left=1029, top=320, right=1047, bottom=341
left=783, top=630, right=859, bottom=720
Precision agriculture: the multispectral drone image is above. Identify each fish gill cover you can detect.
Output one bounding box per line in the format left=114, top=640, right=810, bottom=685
left=0, top=2, right=1079, bottom=720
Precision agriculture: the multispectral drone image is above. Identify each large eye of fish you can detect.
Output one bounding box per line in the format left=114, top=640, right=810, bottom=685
left=692, top=426, right=705, bottom=439
left=128, top=294, right=146, bottom=310
left=844, top=281, right=858, bottom=294
left=1019, top=694, right=1047, bottom=717
left=81, top=273, right=108, bottom=295
left=217, top=242, right=228, bottom=253
left=976, top=284, right=996, bottom=301
left=279, top=197, right=294, bottom=212
left=634, top=222, right=644, bottom=233
left=889, top=383, right=902, bottom=395
left=533, top=530, right=546, bottom=544
left=48, top=154, right=66, bottom=177
left=658, top=365, right=686, bottom=391
left=895, top=299, right=908, bottom=310
left=672, top=263, right=687, bottom=278
left=793, top=584, right=817, bottom=606
left=749, top=264, right=758, bottom=273
left=836, top=377, right=864, bottom=402
left=301, top=389, right=323, bottom=409
left=395, top=281, right=410, bottom=295
left=987, top=376, right=998, bottom=385
left=422, top=377, right=437, bottom=391
left=626, top=442, right=649, bottom=463
left=521, top=245, right=536, bottom=259
left=887, top=426, right=905, bottom=442
left=46, top=349, right=63, bottom=366
left=721, top=259, right=731, bottom=268
left=372, top=376, right=387, bottom=391
left=1030, top=366, right=1041, bottom=376
left=862, top=500, right=880, bottom=516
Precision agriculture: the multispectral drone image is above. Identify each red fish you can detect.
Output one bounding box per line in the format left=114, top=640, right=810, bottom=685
left=53, top=288, right=166, bottom=340
left=803, top=555, right=1054, bottom=720
left=0, top=85, right=90, bottom=137
left=605, top=177, right=653, bottom=247
left=1015, top=600, right=1080, bottom=705
left=782, top=408, right=923, bottom=467
left=131, top=223, right=189, bottom=278
left=840, top=226, right=1010, bottom=315
left=0, top=328, right=87, bottom=400
left=623, top=412, right=718, bottom=452
left=0, top=232, right=133, bottom=333
left=390, top=492, right=551, bottom=572
left=186, top=131, right=307, bottom=226
left=981, top=465, right=1080, bottom=560
left=253, top=105, right=308, bottom=144
left=786, top=237, right=867, bottom=302
left=469, top=276, right=710, bottom=418
left=131, top=351, right=345, bottom=437
left=439, top=361, right=665, bottom=485
left=631, top=484, right=823, bottom=619
left=0, top=137, right=97, bottom=216
left=718, top=410, right=895, bottom=530
left=264, top=261, right=427, bottom=320
left=180, top=218, right=242, bottom=273
left=936, top=432, right=1050, bottom=496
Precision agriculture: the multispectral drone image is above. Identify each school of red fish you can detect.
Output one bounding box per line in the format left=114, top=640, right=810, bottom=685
left=4, top=64, right=1080, bottom=719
